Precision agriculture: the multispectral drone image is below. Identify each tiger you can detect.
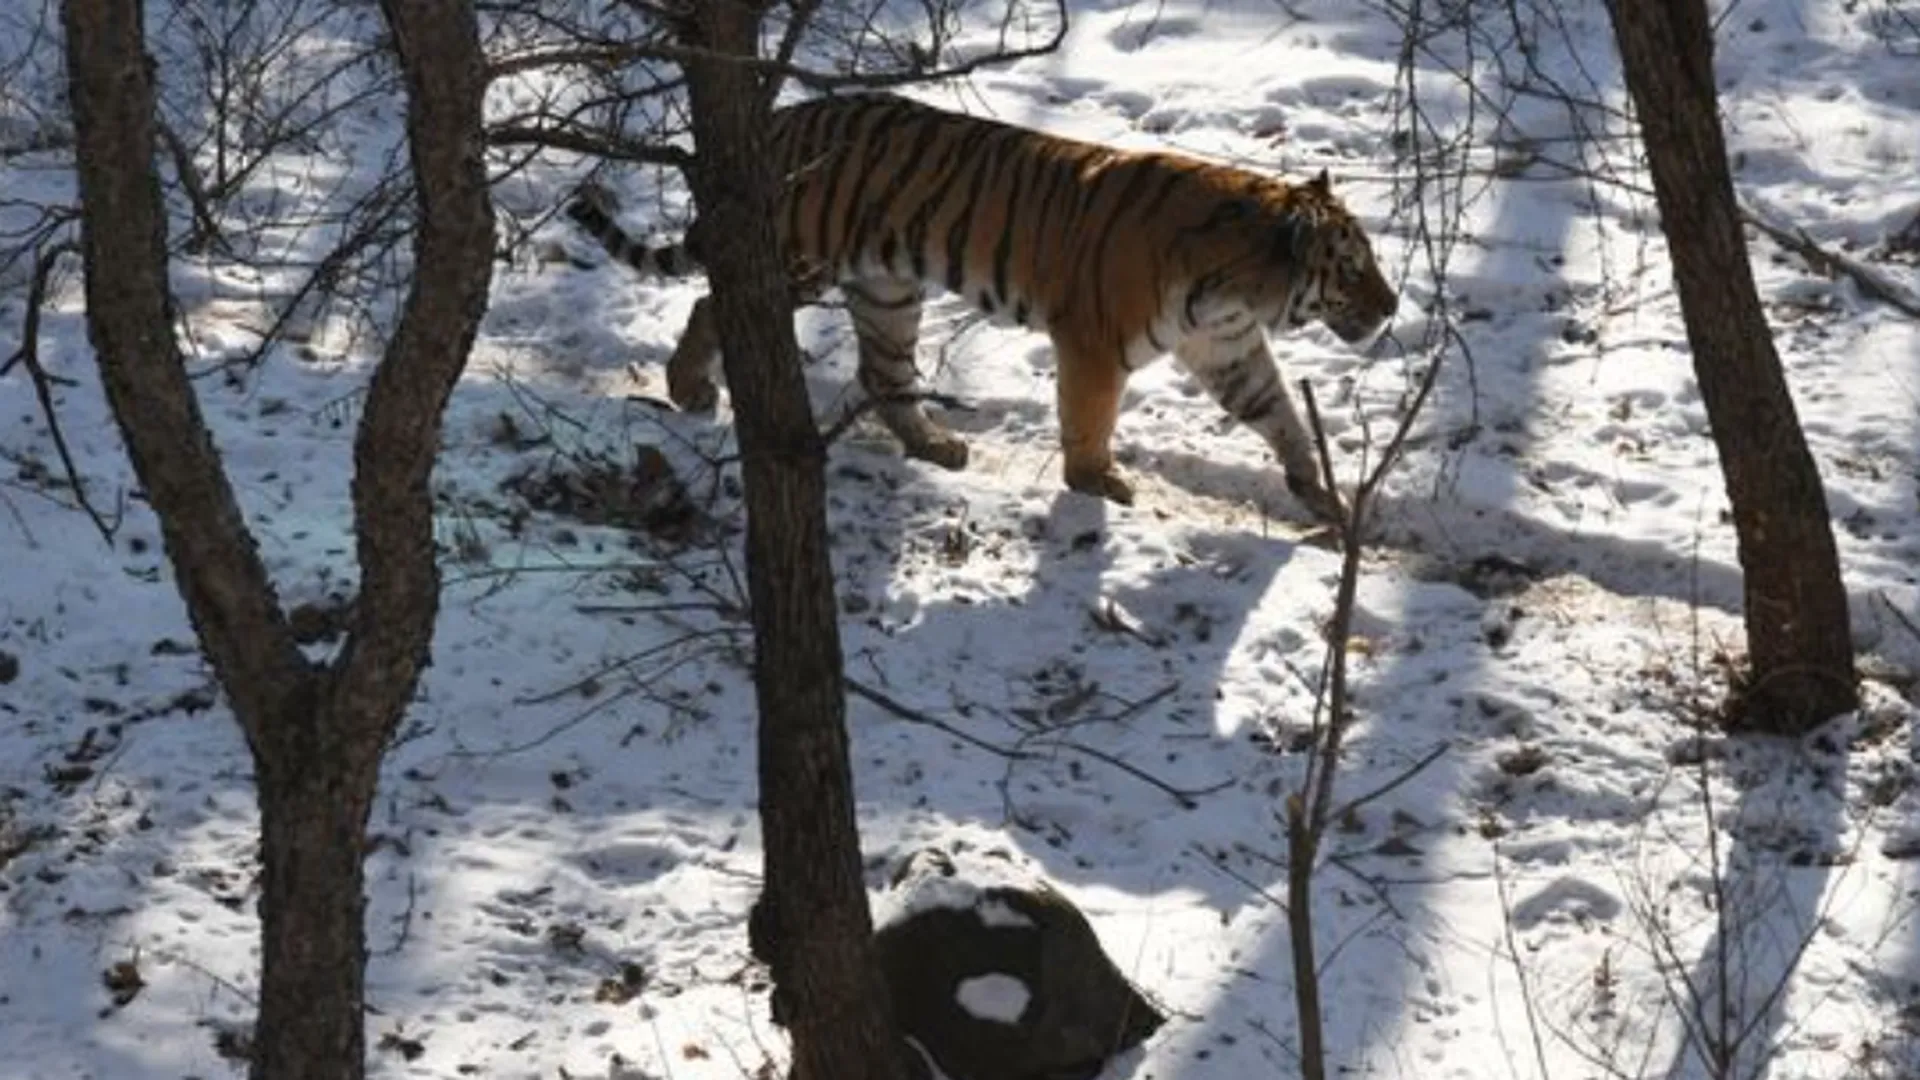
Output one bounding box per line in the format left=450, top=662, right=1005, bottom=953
left=565, top=92, right=1398, bottom=521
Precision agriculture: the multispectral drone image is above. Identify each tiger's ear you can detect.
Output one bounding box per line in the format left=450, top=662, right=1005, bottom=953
left=1309, top=168, right=1331, bottom=194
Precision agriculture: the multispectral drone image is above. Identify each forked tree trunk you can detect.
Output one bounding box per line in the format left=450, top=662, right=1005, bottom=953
left=1604, top=0, right=1858, bottom=732
left=62, top=1, right=494, bottom=1075
left=672, top=5, right=907, bottom=1080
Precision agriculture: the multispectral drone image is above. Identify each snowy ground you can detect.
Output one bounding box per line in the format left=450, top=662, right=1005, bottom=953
left=5, top=0, right=1920, bottom=1077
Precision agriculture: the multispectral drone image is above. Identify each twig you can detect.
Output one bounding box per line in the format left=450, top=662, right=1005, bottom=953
left=583, top=12, right=1069, bottom=96
left=485, top=122, right=694, bottom=168
left=3, top=240, right=119, bottom=543
left=819, top=390, right=973, bottom=449
left=374, top=871, right=419, bottom=957
left=1328, top=742, right=1449, bottom=823
left=512, top=625, right=739, bottom=705
left=1492, top=847, right=1555, bottom=1080
left=848, top=675, right=1036, bottom=758
left=1322, top=852, right=1404, bottom=922
left=154, top=117, right=226, bottom=255
left=1049, top=736, right=1228, bottom=809
left=761, top=0, right=823, bottom=111
left=1876, top=590, right=1920, bottom=649
left=1193, top=841, right=1290, bottom=915
left=847, top=676, right=1223, bottom=808
left=574, top=600, right=744, bottom=618
left=1102, top=681, right=1180, bottom=724
left=1739, top=200, right=1920, bottom=319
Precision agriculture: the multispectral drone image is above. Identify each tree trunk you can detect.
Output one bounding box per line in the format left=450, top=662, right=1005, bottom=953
left=62, top=0, right=493, bottom=1075
left=251, top=693, right=383, bottom=1073
left=674, top=6, right=907, bottom=1080
left=1605, top=0, right=1858, bottom=733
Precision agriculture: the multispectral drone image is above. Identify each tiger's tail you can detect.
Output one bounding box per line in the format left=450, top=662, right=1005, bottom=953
left=565, top=183, right=700, bottom=278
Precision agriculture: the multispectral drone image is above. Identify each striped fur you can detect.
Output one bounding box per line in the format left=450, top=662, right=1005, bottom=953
left=567, top=93, right=1398, bottom=517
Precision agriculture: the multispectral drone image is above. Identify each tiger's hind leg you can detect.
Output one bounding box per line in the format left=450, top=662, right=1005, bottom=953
left=668, top=267, right=826, bottom=415
left=845, top=278, right=968, bottom=470
left=665, top=294, right=722, bottom=413
left=1174, top=333, right=1346, bottom=522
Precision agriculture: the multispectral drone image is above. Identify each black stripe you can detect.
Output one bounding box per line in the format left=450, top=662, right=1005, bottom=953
left=1088, top=160, right=1160, bottom=326
left=903, top=122, right=996, bottom=282
left=1138, top=164, right=1188, bottom=221
left=849, top=112, right=948, bottom=269
left=943, top=129, right=1015, bottom=293
left=806, top=103, right=868, bottom=263
left=1024, top=152, right=1078, bottom=317
left=1185, top=274, right=1221, bottom=327
left=991, top=138, right=1043, bottom=309
left=834, top=104, right=914, bottom=268
left=779, top=101, right=838, bottom=249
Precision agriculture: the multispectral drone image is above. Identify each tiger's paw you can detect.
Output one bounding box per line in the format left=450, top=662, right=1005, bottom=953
left=1286, top=472, right=1348, bottom=524
left=904, top=433, right=970, bottom=471
left=668, top=375, right=720, bottom=414
left=1065, top=463, right=1136, bottom=506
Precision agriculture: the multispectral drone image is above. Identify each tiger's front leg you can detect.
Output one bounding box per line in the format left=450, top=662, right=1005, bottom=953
left=845, top=278, right=969, bottom=470
left=1174, top=332, right=1347, bottom=523
left=665, top=294, right=722, bottom=413
left=1052, top=332, right=1135, bottom=505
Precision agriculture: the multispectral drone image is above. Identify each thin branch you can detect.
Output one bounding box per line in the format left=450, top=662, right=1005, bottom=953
left=485, top=121, right=693, bottom=168
left=1328, top=742, right=1448, bottom=824
left=820, top=390, right=972, bottom=449
left=1738, top=199, right=1920, bottom=320
left=1048, top=735, right=1228, bottom=809
left=848, top=675, right=1033, bottom=758
left=848, top=676, right=1223, bottom=809
left=487, top=2, right=1068, bottom=97
left=486, top=41, right=666, bottom=82
left=760, top=0, right=823, bottom=110
left=1876, top=590, right=1920, bottom=649
left=3, top=240, right=119, bottom=543
left=153, top=117, right=225, bottom=254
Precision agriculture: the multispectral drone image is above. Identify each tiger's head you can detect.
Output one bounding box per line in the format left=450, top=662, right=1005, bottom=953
left=1197, top=169, right=1397, bottom=347
left=1278, top=171, right=1398, bottom=345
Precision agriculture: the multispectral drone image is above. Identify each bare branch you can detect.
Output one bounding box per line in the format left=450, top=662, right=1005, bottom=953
left=486, top=41, right=666, bottom=82
left=2, top=240, right=120, bottom=543
left=486, top=121, right=693, bottom=168
left=761, top=0, right=824, bottom=109
left=1739, top=200, right=1920, bottom=320
left=153, top=116, right=225, bottom=254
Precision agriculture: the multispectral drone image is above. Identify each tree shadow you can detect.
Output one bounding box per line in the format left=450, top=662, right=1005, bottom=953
left=1643, top=739, right=1855, bottom=1080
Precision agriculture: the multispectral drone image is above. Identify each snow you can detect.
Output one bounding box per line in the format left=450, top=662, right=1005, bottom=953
left=972, top=897, right=1037, bottom=930
left=4, top=0, right=1920, bottom=1078
left=953, top=973, right=1032, bottom=1025
left=871, top=849, right=1046, bottom=928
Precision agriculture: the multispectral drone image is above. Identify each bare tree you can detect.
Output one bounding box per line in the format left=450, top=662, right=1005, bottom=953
left=668, top=4, right=909, bottom=1078
left=1603, top=0, right=1857, bottom=734
left=60, top=1, right=494, bottom=1077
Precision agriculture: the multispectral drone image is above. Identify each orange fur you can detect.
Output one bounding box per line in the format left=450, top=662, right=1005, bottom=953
left=569, top=94, right=1398, bottom=514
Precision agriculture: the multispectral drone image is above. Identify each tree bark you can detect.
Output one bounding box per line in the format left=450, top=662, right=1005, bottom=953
left=673, top=5, right=907, bottom=1079
left=62, top=0, right=493, bottom=1075
left=250, top=689, right=383, bottom=1074
left=1605, top=0, right=1858, bottom=733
